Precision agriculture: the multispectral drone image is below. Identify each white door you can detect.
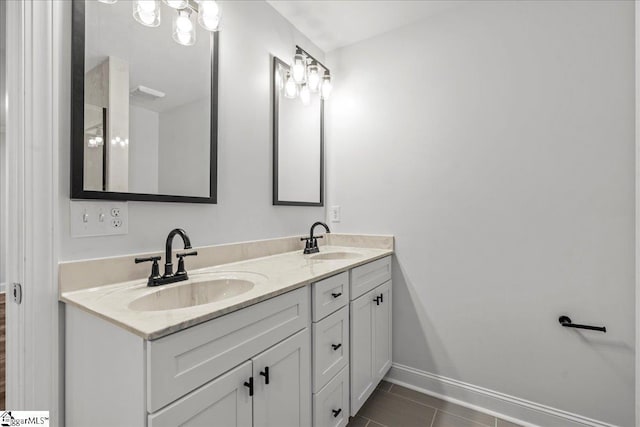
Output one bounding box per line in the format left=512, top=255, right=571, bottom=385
left=349, top=289, right=375, bottom=416
left=148, top=361, right=253, bottom=427
left=253, top=329, right=311, bottom=427
left=373, top=281, right=392, bottom=381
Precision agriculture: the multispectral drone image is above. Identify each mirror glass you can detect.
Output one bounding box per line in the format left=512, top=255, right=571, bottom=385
left=72, top=0, right=217, bottom=202
left=273, top=57, right=323, bottom=206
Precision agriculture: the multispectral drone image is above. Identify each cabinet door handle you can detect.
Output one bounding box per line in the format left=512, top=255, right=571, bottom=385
left=331, top=292, right=342, bottom=298
left=260, top=366, right=270, bottom=385
left=331, top=343, right=342, bottom=351
left=379, top=293, right=384, bottom=303
left=244, top=377, right=254, bottom=396
left=332, top=408, right=342, bottom=418
left=374, top=296, right=380, bottom=306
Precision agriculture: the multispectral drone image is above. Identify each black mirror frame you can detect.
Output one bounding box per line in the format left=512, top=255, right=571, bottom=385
left=70, top=0, right=219, bottom=204
left=272, top=55, right=324, bottom=207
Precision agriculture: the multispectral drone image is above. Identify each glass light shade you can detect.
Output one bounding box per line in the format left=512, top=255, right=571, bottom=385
left=307, top=64, right=320, bottom=92
left=163, top=0, right=188, bottom=9
left=198, top=0, right=221, bottom=31
left=320, top=74, right=332, bottom=100
left=292, top=53, right=307, bottom=84
left=173, top=9, right=196, bottom=46
left=299, top=84, right=311, bottom=106
left=98, top=0, right=118, bottom=4
left=284, top=72, right=298, bottom=99
left=133, top=0, right=161, bottom=27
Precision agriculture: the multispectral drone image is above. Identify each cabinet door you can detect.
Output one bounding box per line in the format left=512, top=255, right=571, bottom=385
left=349, top=289, right=376, bottom=416
left=373, top=281, right=392, bottom=381
left=148, top=360, right=252, bottom=427
left=253, top=329, right=311, bottom=427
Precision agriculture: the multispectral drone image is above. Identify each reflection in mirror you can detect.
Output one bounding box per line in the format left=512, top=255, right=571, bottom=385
left=273, top=52, right=328, bottom=206
left=72, top=0, right=218, bottom=202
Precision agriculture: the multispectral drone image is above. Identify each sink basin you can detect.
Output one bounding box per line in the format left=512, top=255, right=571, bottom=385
left=310, top=251, right=361, bottom=260
left=128, top=272, right=264, bottom=312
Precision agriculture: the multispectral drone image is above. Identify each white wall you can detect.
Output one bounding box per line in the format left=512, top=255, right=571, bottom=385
left=129, top=105, right=159, bottom=194
left=59, top=0, right=326, bottom=261
left=327, top=1, right=635, bottom=425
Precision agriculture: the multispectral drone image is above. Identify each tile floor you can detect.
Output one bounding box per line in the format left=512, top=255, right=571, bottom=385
left=348, top=381, right=523, bottom=427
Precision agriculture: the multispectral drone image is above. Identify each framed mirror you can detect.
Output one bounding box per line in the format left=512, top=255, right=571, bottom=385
left=71, top=0, right=218, bottom=203
left=272, top=53, right=325, bottom=206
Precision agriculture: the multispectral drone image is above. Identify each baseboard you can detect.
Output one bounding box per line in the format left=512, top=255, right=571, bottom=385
left=385, top=363, right=619, bottom=427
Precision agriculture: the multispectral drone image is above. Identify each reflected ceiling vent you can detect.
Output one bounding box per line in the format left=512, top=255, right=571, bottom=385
left=130, top=85, right=166, bottom=100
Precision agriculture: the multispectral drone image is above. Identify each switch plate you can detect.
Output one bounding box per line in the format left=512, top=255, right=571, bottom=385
left=70, top=201, right=129, bottom=237
left=329, top=205, right=341, bottom=222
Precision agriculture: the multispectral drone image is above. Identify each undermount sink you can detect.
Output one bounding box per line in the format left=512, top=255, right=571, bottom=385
left=310, top=251, right=362, bottom=260
left=128, top=272, right=264, bottom=312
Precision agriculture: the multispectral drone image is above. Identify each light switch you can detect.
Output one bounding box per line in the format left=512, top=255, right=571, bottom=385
left=330, top=206, right=341, bottom=223
left=70, top=201, right=129, bottom=237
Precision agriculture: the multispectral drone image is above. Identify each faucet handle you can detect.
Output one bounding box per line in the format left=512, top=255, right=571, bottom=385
left=135, top=256, right=162, bottom=286
left=176, top=251, right=198, bottom=276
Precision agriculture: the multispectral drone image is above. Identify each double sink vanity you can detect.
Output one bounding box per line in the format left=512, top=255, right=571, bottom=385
left=61, top=232, right=393, bottom=427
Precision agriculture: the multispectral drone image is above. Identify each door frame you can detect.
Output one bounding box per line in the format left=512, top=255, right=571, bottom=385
left=5, top=0, right=60, bottom=422
left=636, top=2, right=639, bottom=425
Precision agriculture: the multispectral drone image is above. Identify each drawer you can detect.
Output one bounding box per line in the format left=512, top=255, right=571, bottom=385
left=313, top=365, right=349, bottom=427
left=312, top=272, right=349, bottom=321
left=350, top=256, right=391, bottom=300
left=312, top=306, right=349, bottom=393
left=147, top=286, right=309, bottom=412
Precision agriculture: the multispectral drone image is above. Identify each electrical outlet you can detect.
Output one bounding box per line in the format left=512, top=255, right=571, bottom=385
left=70, top=201, right=128, bottom=237
left=329, top=206, right=341, bottom=222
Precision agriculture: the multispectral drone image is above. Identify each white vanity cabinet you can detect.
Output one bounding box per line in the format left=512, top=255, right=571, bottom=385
left=66, top=286, right=311, bottom=427
left=349, top=257, right=392, bottom=416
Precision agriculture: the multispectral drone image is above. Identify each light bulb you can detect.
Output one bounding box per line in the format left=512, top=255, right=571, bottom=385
left=198, top=0, right=221, bottom=31
left=292, top=53, right=306, bottom=84
left=284, top=72, right=298, bottom=99
left=173, top=9, right=196, bottom=46
left=320, top=74, right=332, bottom=100
left=299, top=84, right=311, bottom=106
left=163, top=0, right=187, bottom=9
left=307, top=64, right=320, bottom=92
left=133, top=0, right=160, bottom=27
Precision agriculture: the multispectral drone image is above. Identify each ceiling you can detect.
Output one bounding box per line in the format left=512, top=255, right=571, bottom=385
left=267, top=0, right=462, bottom=52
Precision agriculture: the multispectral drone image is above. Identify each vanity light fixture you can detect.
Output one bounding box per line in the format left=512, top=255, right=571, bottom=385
left=197, top=0, right=222, bottom=32
left=278, top=46, right=333, bottom=104
left=299, top=83, right=311, bottom=106
left=133, top=0, right=161, bottom=27
left=100, top=0, right=221, bottom=47
left=173, top=8, right=196, bottom=46
left=320, top=74, right=332, bottom=100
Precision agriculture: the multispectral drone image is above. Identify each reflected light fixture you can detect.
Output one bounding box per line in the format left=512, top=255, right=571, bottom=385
left=284, top=71, right=298, bottom=99
left=101, top=0, right=222, bottom=47
left=163, top=0, right=188, bottom=9
left=173, top=8, right=196, bottom=46
left=198, top=0, right=221, bottom=32
left=133, top=0, right=161, bottom=27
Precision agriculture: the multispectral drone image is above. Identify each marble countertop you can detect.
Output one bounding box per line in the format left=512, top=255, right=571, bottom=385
left=61, top=245, right=393, bottom=340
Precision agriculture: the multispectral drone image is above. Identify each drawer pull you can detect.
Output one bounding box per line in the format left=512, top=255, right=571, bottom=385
left=331, top=292, right=342, bottom=298
left=379, top=293, right=384, bottom=303
left=332, top=409, right=342, bottom=418
left=244, top=377, right=254, bottom=396
left=374, top=296, right=380, bottom=306
left=331, top=343, right=342, bottom=351
left=260, top=366, right=270, bottom=385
